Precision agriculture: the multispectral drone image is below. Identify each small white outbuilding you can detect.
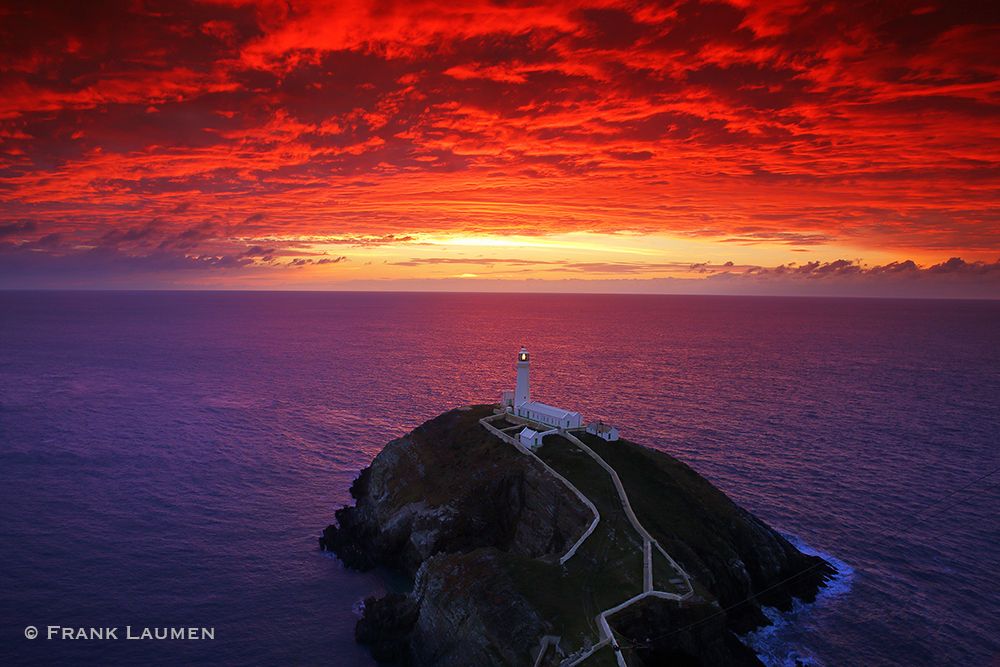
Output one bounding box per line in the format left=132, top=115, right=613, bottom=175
left=586, top=421, right=619, bottom=441
left=519, top=427, right=540, bottom=449
left=519, top=426, right=556, bottom=450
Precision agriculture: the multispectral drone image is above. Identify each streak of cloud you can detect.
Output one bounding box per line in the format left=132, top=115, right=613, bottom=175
left=0, top=0, right=998, bottom=291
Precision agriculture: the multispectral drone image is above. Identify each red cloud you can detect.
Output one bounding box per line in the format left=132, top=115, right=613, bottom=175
left=0, top=0, right=998, bottom=289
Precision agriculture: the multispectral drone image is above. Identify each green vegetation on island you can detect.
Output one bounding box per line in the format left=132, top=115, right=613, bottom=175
left=320, top=405, right=834, bottom=667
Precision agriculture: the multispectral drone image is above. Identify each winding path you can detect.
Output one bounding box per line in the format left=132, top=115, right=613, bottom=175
left=480, top=412, right=698, bottom=667
left=561, top=431, right=695, bottom=598
left=480, top=415, right=600, bottom=564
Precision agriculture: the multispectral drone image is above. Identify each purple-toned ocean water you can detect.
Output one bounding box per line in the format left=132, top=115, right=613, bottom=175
left=1, top=291, right=998, bottom=667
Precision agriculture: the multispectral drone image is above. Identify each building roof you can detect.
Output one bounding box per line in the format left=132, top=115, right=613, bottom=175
left=521, top=428, right=538, bottom=439
left=520, top=400, right=580, bottom=419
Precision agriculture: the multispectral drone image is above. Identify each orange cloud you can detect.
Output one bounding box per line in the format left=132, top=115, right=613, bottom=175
left=0, top=0, right=998, bottom=291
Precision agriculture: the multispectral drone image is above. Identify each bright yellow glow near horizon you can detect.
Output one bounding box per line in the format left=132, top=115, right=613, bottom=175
left=292, top=230, right=904, bottom=284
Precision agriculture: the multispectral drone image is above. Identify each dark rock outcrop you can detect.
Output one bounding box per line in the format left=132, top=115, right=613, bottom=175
left=613, top=597, right=764, bottom=667
left=320, top=406, right=591, bottom=577
left=321, top=405, right=835, bottom=667
left=354, top=593, right=419, bottom=666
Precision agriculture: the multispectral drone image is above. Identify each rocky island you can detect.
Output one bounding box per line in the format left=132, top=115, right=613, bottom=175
left=321, top=404, right=834, bottom=667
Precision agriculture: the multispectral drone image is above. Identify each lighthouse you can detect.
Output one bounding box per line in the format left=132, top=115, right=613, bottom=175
left=500, top=347, right=583, bottom=432
left=515, top=347, right=530, bottom=406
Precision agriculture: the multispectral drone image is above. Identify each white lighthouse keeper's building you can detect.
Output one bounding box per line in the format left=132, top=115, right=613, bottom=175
left=501, top=348, right=583, bottom=430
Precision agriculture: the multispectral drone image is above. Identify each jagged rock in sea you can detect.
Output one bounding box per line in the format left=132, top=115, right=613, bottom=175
left=321, top=405, right=834, bottom=667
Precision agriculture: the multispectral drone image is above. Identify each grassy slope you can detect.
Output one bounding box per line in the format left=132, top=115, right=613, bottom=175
left=389, top=411, right=636, bottom=661
left=490, top=434, right=648, bottom=654
left=381, top=409, right=813, bottom=662
left=495, top=430, right=728, bottom=659
left=576, top=431, right=749, bottom=571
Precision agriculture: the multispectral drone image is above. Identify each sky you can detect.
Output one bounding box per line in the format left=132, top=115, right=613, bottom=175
left=1, top=0, right=999, bottom=296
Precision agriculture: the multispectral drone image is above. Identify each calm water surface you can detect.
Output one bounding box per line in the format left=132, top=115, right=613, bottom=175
left=1, top=292, right=998, bottom=666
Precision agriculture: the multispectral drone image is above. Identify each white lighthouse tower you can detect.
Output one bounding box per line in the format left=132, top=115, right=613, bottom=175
left=500, top=347, right=583, bottom=436
left=515, top=347, right=530, bottom=406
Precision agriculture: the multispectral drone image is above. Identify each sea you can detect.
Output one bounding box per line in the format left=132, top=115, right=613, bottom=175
left=1, top=291, right=997, bottom=667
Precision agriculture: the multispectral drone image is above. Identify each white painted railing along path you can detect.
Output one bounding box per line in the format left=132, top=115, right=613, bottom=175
left=561, top=432, right=695, bottom=598
left=480, top=415, right=600, bottom=564
left=479, top=411, right=702, bottom=667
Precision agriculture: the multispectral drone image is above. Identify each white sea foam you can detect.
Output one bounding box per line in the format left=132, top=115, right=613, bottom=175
left=740, top=534, right=855, bottom=667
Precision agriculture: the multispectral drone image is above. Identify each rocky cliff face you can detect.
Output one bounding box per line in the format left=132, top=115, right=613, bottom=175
left=321, top=406, right=835, bottom=667
left=322, top=406, right=591, bottom=576
left=353, top=550, right=546, bottom=667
